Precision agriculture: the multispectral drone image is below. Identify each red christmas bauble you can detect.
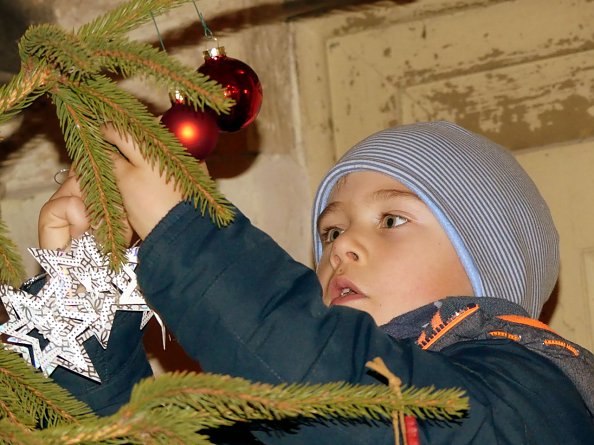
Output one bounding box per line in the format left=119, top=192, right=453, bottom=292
left=161, top=101, right=219, bottom=160
left=198, top=46, right=263, bottom=133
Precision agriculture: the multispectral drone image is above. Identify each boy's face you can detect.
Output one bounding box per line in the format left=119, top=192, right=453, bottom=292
left=316, top=171, right=473, bottom=325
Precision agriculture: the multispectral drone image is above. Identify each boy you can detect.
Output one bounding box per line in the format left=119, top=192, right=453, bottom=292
left=37, top=121, right=594, bottom=443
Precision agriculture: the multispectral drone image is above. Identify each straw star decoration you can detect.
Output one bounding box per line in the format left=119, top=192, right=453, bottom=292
left=0, top=233, right=160, bottom=381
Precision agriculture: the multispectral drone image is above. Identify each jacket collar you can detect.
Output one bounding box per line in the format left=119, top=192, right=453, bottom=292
left=381, top=296, right=594, bottom=416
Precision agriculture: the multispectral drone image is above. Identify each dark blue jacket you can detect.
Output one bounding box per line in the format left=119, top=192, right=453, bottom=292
left=51, top=202, right=594, bottom=444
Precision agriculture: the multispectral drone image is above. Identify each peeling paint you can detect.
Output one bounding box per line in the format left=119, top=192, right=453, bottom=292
left=333, top=11, right=388, bottom=36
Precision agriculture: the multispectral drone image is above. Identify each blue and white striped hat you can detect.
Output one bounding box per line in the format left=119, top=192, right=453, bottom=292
left=312, top=121, right=559, bottom=318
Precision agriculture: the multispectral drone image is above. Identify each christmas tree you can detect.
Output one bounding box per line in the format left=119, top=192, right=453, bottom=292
left=0, top=1, right=468, bottom=443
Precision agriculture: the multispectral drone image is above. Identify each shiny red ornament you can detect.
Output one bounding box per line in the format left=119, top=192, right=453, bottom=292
left=198, top=46, right=263, bottom=132
left=161, top=96, right=219, bottom=160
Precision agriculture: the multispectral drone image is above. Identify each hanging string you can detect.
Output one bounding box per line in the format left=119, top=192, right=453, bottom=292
left=149, top=11, right=167, bottom=52
left=192, top=0, right=215, bottom=40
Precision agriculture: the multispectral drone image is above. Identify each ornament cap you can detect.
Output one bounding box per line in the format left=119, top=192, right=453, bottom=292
left=169, top=89, right=187, bottom=105
left=203, top=45, right=226, bottom=60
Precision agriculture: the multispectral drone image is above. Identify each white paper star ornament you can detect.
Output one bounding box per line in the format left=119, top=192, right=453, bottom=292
left=0, top=233, right=158, bottom=381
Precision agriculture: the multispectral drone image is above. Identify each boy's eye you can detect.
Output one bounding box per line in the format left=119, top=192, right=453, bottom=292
left=381, top=214, right=408, bottom=228
left=322, top=227, right=343, bottom=244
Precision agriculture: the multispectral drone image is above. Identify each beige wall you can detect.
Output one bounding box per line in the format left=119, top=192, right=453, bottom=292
left=1, top=0, right=593, bottom=366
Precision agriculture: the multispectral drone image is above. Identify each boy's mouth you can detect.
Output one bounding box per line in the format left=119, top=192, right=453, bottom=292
left=328, top=278, right=365, bottom=306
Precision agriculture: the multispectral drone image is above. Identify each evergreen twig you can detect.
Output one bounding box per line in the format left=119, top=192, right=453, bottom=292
left=0, top=362, right=467, bottom=444
left=52, top=86, right=130, bottom=266
left=74, top=75, right=234, bottom=226
left=0, top=222, right=26, bottom=288
left=0, top=61, right=49, bottom=128
left=77, top=0, right=190, bottom=40
left=87, top=37, right=231, bottom=113
left=19, top=24, right=98, bottom=81
left=0, top=0, right=234, bottom=268
left=0, top=348, right=95, bottom=429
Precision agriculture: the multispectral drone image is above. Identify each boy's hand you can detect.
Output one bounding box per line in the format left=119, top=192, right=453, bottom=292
left=101, top=123, right=184, bottom=240
left=38, top=170, right=135, bottom=250
left=38, top=172, right=90, bottom=250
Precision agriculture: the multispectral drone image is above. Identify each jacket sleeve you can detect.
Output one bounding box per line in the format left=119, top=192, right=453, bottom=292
left=137, top=202, right=594, bottom=445
left=137, top=202, right=403, bottom=387
left=48, top=311, right=153, bottom=416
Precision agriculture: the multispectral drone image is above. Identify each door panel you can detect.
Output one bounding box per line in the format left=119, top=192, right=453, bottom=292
left=324, top=0, right=594, bottom=157
left=516, top=141, right=594, bottom=349
left=401, top=50, right=594, bottom=150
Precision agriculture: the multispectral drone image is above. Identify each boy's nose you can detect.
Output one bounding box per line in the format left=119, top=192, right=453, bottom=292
left=330, top=243, right=360, bottom=270
left=327, top=226, right=365, bottom=270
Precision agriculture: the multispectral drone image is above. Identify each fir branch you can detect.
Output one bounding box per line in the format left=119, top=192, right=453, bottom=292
left=77, top=0, right=190, bottom=39
left=0, top=380, right=35, bottom=430
left=0, top=350, right=466, bottom=443
left=0, top=221, right=26, bottom=287
left=399, top=385, right=469, bottom=420
left=51, top=85, right=131, bottom=266
left=19, top=24, right=97, bottom=82
left=86, top=37, right=232, bottom=114
left=0, top=60, right=50, bottom=126
left=24, top=370, right=466, bottom=444
left=75, top=76, right=234, bottom=227
left=31, top=410, right=215, bottom=445
left=0, top=419, right=44, bottom=445
left=127, top=371, right=468, bottom=425
left=0, top=348, right=95, bottom=429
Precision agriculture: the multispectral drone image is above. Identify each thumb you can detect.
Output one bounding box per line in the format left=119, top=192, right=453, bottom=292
left=38, top=196, right=89, bottom=250
left=38, top=176, right=90, bottom=250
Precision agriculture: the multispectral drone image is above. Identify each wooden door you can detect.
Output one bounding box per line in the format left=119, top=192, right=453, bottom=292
left=516, top=141, right=594, bottom=350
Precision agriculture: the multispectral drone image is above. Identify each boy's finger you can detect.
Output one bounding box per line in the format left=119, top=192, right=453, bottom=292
left=38, top=196, right=89, bottom=250
left=107, top=145, right=132, bottom=182
left=101, top=123, right=146, bottom=167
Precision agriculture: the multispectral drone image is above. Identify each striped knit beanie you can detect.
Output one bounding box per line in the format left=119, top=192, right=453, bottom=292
left=312, top=121, right=559, bottom=319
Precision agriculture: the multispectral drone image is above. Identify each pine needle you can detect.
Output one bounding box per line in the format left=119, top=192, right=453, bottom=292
left=1, top=0, right=234, bottom=271
left=0, top=221, right=26, bottom=287
left=86, top=37, right=232, bottom=114
left=0, top=369, right=465, bottom=443
left=77, top=0, right=190, bottom=39
left=0, top=348, right=95, bottom=429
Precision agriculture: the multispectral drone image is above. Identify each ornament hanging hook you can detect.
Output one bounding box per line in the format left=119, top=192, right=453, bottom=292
left=192, top=0, right=216, bottom=41
left=53, top=168, right=70, bottom=185
left=149, top=11, right=167, bottom=52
